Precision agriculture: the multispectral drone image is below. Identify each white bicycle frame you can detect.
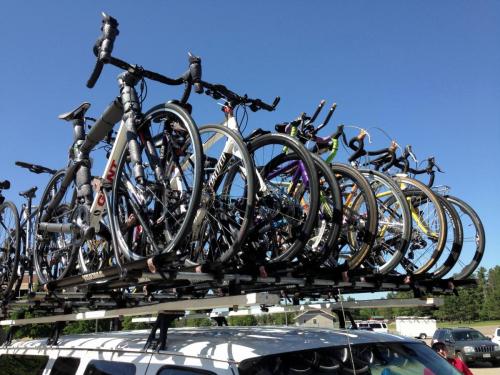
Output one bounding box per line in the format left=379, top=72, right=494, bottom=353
left=88, top=119, right=131, bottom=230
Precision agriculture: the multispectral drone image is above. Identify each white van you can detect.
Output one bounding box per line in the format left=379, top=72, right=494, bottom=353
left=0, top=326, right=461, bottom=374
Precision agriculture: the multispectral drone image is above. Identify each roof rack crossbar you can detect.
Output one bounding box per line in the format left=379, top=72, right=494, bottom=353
left=0, top=292, right=279, bottom=328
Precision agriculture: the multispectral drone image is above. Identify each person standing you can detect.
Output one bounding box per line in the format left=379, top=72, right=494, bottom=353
left=432, top=342, right=473, bottom=375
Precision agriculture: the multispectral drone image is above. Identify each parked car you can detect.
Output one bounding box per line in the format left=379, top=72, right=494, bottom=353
left=0, top=326, right=463, bottom=374
left=492, top=327, right=500, bottom=346
left=433, top=327, right=500, bottom=366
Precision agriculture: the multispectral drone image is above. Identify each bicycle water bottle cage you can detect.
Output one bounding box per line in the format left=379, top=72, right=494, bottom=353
left=58, top=102, right=91, bottom=122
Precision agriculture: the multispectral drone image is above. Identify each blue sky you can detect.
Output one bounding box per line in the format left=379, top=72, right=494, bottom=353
left=0, top=2, right=498, bottom=279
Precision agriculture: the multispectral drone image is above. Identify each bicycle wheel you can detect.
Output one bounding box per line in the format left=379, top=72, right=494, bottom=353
left=185, top=124, right=255, bottom=266
left=445, top=195, right=485, bottom=280
left=426, top=195, right=462, bottom=279
left=0, top=201, right=20, bottom=299
left=243, top=133, right=319, bottom=265
left=34, top=170, right=78, bottom=284
left=392, top=175, right=447, bottom=275
left=359, top=169, right=412, bottom=275
left=299, top=153, right=342, bottom=267
left=328, top=163, right=378, bottom=271
left=112, top=103, right=203, bottom=261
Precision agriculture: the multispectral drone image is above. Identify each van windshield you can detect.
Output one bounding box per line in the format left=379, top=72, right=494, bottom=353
left=238, top=342, right=461, bottom=375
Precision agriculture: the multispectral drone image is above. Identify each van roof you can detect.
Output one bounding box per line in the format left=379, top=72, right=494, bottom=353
left=6, top=327, right=414, bottom=363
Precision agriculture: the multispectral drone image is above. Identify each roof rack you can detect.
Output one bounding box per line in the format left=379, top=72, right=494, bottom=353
left=0, top=292, right=278, bottom=348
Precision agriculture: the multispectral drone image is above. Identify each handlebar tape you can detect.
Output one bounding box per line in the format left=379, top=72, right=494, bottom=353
left=188, top=55, right=203, bottom=94
left=87, top=13, right=119, bottom=88
left=332, top=125, right=344, bottom=140
left=87, top=61, right=104, bottom=88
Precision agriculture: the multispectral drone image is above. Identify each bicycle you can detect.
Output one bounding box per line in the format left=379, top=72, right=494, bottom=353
left=0, top=179, right=19, bottom=303
left=394, top=149, right=484, bottom=279
left=190, top=80, right=322, bottom=273
left=34, top=13, right=204, bottom=285
left=9, top=162, right=57, bottom=299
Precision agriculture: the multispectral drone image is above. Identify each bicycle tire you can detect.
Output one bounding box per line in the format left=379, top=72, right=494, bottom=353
left=445, top=195, right=485, bottom=280
left=359, top=169, right=412, bottom=275
left=300, top=153, right=342, bottom=266
left=111, top=102, right=203, bottom=261
left=329, top=163, right=378, bottom=270
left=427, top=195, right=462, bottom=279
left=244, top=133, right=319, bottom=264
left=0, top=201, right=20, bottom=300
left=186, top=124, right=255, bottom=266
left=34, top=170, right=78, bottom=284
left=392, top=175, right=447, bottom=275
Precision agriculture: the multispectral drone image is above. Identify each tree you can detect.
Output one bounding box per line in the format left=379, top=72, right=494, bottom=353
left=483, top=266, right=500, bottom=320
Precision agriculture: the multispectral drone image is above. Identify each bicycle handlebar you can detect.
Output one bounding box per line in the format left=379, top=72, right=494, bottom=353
left=0, top=180, right=10, bottom=190
left=87, top=13, right=203, bottom=101
left=201, top=80, right=280, bottom=112
left=309, top=100, right=326, bottom=123
left=15, top=161, right=57, bottom=175
left=87, top=13, right=119, bottom=88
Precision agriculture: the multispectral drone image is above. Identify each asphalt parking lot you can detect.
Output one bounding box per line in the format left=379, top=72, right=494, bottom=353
left=469, top=362, right=498, bottom=375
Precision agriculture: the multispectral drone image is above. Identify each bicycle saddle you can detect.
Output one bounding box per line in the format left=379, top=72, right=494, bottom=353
left=58, top=102, right=91, bottom=121
left=19, top=186, right=37, bottom=199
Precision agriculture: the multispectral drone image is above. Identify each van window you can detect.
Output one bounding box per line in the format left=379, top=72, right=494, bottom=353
left=157, top=366, right=216, bottom=374
left=369, top=323, right=382, bottom=329
left=83, top=360, right=135, bottom=375
left=0, top=354, right=49, bottom=375
left=50, top=357, right=81, bottom=375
